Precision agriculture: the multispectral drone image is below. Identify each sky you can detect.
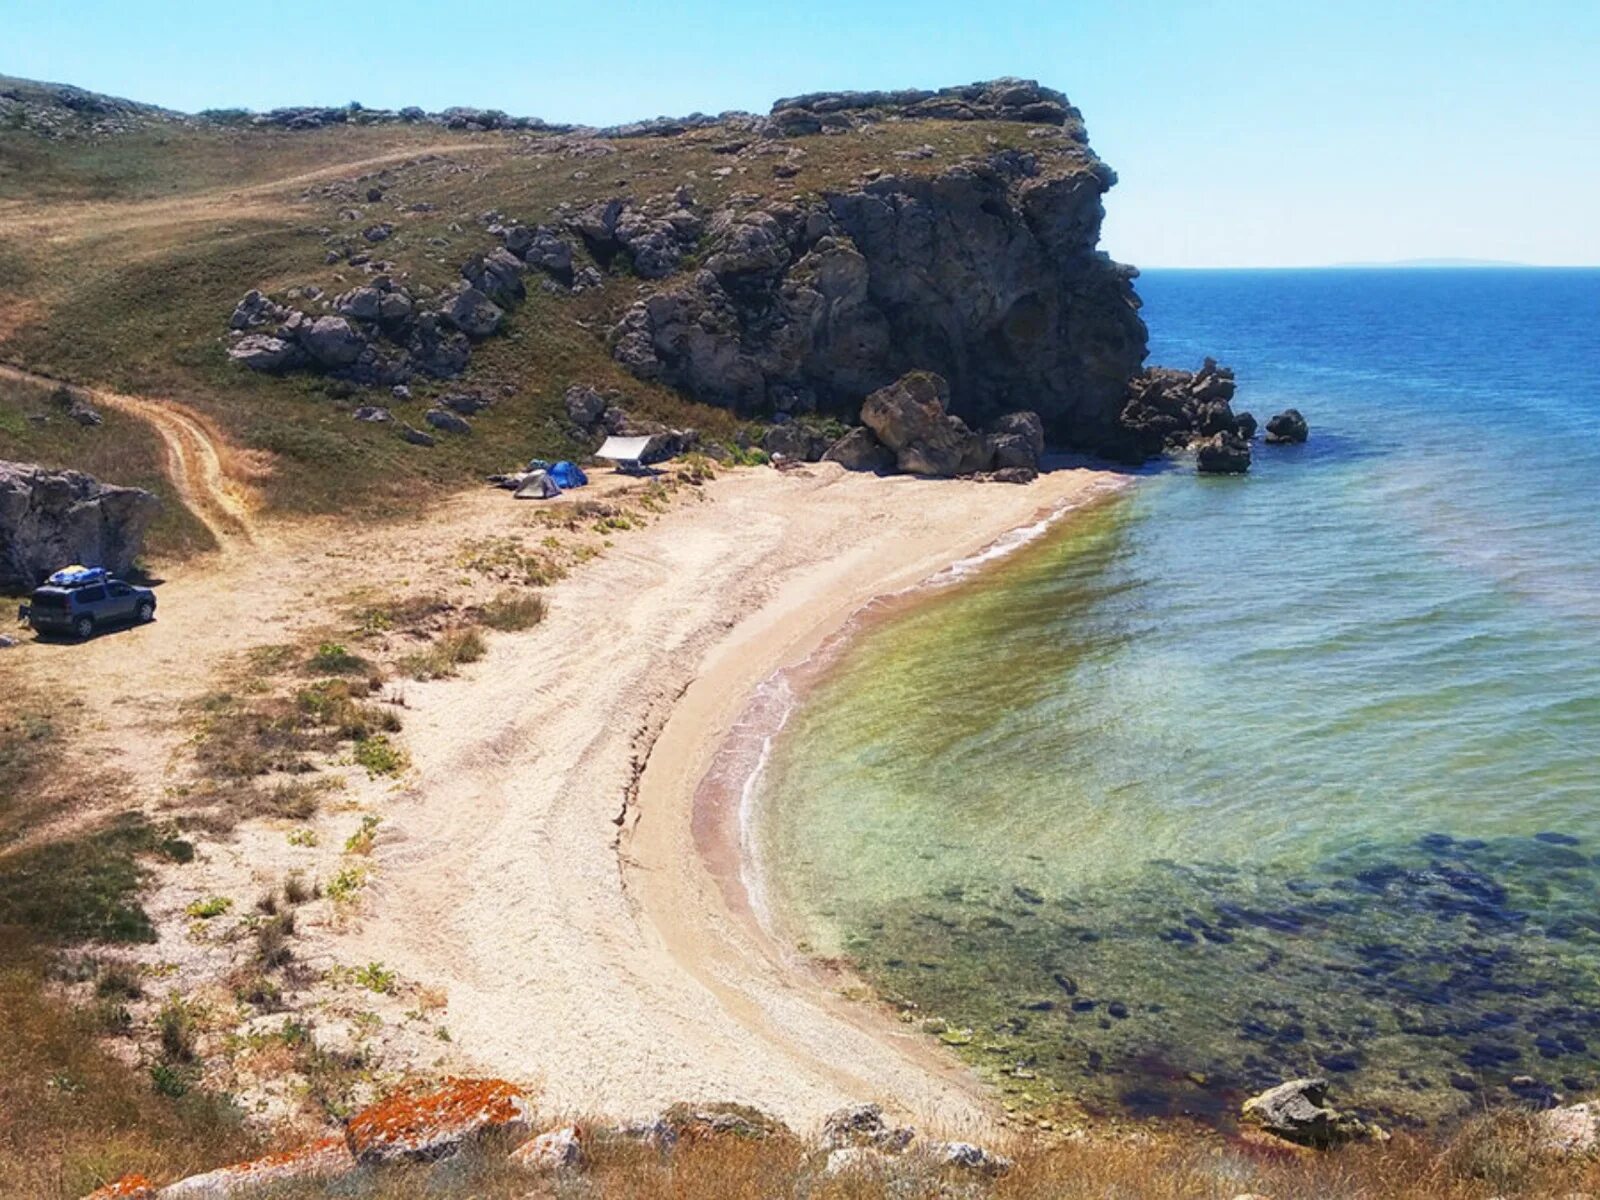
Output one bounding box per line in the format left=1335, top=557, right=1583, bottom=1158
left=4, top=1, right=1597, bottom=267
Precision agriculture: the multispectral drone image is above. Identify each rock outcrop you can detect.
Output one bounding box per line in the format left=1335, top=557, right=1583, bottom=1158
left=852, top=371, right=1043, bottom=477
left=343, top=1078, right=533, bottom=1164
left=0, top=461, right=160, bottom=587
left=611, top=145, right=1144, bottom=449
left=1195, top=431, right=1252, bottom=474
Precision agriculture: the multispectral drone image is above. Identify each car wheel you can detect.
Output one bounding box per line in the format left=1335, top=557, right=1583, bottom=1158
left=137, top=601, right=155, bottom=623
left=73, top=615, right=95, bottom=640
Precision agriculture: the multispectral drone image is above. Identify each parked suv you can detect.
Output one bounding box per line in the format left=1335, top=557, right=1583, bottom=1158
left=18, top=571, right=157, bottom=639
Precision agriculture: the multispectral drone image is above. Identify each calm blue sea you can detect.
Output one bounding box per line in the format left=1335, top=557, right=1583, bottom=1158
left=757, top=268, right=1600, bottom=1123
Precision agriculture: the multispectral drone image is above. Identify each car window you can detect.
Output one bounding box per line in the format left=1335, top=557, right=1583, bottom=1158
left=31, top=591, right=68, bottom=610
left=78, top=586, right=107, bottom=603
left=110, top=583, right=131, bottom=596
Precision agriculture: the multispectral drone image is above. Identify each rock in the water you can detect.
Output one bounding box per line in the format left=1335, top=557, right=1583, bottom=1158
left=155, top=1136, right=355, bottom=1196
left=228, top=333, right=302, bottom=373
left=1265, top=408, right=1309, bottom=444
left=1240, top=1077, right=1373, bottom=1148
left=822, top=426, right=895, bottom=472
left=0, top=460, right=160, bottom=587
left=510, top=1124, right=586, bottom=1172
left=820, top=1103, right=915, bottom=1152
left=343, top=1078, right=533, bottom=1165
left=1235, top=410, right=1258, bottom=439
left=1195, top=431, right=1252, bottom=474
left=859, top=371, right=987, bottom=477
left=424, top=408, right=472, bottom=435
left=1536, top=1100, right=1600, bottom=1154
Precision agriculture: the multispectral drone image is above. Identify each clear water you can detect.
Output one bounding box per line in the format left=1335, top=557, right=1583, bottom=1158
left=755, top=269, right=1600, bottom=1124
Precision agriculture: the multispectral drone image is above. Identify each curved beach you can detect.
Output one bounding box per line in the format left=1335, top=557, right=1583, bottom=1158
left=336, top=460, right=1122, bottom=1131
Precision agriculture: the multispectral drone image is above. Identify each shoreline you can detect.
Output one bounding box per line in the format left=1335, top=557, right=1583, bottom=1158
left=623, top=462, right=1130, bottom=1131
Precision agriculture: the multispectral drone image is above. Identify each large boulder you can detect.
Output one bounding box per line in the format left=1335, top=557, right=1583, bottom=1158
left=343, top=1078, right=533, bottom=1165
left=299, top=316, right=366, bottom=368
left=859, top=371, right=987, bottom=477
left=1195, top=431, right=1252, bottom=474
left=564, top=384, right=610, bottom=430
left=228, top=334, right=302, bottom=373
left=822, top=426, right=895, bottom=473
left=1240, top=1078, right=1374, bottom=1148
left=0, top=461, right=160, bottom=587
left=229, top=289, right=287, bottom=330
left=442, top=286, right=504, bottom=339
left=1265, top=408, right=1309, bottom=444
left=461, top=247, right=527, bottom=308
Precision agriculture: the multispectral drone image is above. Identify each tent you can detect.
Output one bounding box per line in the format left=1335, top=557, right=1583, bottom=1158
left=548, top=461, right=588, bottom=489
left=594, top=435, right=655, bottom=472
left=513, top=470, right=562, bottom=500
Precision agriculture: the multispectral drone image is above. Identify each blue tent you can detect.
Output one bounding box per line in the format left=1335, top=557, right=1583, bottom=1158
left=548, top=461, right=588, bottom=489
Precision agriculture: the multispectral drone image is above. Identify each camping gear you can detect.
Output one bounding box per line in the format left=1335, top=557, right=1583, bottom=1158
left=46, top=565, right=108, bottom=588
left=513, top=470, right=563, bottom=500
left=595, top=434, right=656, bottom=474
left=548, top=461, right=588, bottom=489
left=524, top=458, right=551, bottom=472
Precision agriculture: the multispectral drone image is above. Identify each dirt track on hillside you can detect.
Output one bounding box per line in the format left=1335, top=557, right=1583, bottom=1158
left=0, top=141, right=492, bottom=243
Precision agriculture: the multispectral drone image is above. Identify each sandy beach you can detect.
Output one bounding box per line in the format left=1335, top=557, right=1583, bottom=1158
left=325, top=460, right=1122, bottom=1132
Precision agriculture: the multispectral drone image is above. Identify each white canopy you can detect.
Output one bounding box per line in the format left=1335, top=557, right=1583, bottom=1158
left=594, top=435, right=654, bottom=463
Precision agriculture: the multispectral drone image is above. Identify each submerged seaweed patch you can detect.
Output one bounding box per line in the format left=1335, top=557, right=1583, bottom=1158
left=844, top=831, right=1600, bottom=1124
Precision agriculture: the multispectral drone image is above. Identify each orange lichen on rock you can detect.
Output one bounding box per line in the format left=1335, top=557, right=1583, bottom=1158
left=344, top=1077, right=534, bottom=1164
left=81, top=1177, right=156, bottom=1200
left=156, top=1136, right=354, bottom=1196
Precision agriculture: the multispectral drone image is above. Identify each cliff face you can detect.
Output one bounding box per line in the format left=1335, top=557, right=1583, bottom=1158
left=609, top=84, right=1150, bottom=451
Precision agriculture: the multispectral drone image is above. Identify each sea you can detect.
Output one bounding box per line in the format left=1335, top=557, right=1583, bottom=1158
left=744, top=268, right=1600, bottom=1124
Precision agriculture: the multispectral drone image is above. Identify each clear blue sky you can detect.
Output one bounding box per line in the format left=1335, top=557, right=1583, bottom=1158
left=5, top=1, right=1597, bottom=267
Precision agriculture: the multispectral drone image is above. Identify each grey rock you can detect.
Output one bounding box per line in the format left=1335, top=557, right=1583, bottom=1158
left=362, top=223, right=394, bottom=243
left=931, top=1141, right=1013, bottom=1175
left=228, top=333, right=303, bottom=373
left=333, top=286, right=385, bottom=322
left=399, top=425, right=436, bottom=447
left=424, top=408, right=472, bottom=435
left=352, top=406, right=391, bottom=422
left=442, top=286, right=504, bottom=339
left=406, top=312, right=471, bottom=377
left=230, top=289, right=288, bottom=330
left=1535, top=1101, right=1600, bottom=1154
left=762, top=422, right=828, bottom=461
left=461, top=247, right=526, bottom=308
left=300, top=316, right=366, bottom=368
left=564, top=385, right=609, bottom=430
left=0, top=460, right=161, bottom=587
left=822, top=426, right=895, bottom=472
left=439, top=392, right=490, bottom=416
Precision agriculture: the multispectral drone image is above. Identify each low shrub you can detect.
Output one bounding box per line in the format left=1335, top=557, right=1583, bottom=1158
left=479, top=592, right=548, bottom=631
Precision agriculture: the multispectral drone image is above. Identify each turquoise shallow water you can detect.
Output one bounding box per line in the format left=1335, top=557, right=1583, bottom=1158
left=756, top=268, right=1600, bottom=1123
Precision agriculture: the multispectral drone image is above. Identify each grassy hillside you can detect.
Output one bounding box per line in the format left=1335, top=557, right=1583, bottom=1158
left=0, top=104, right=1045, bottom=523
